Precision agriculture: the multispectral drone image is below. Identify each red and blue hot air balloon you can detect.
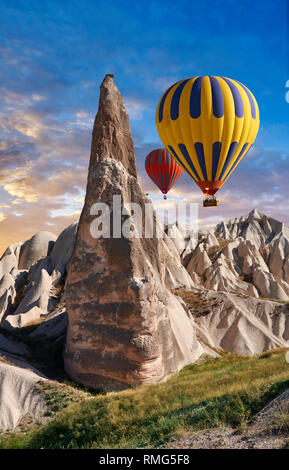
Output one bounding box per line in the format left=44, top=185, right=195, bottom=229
left=145, top=148, right=183, bottom=199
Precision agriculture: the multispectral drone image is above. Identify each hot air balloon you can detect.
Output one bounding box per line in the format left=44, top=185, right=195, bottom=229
left=145, top=148, right=183, bottom=199
left=156, top=76, right=260, bottom=206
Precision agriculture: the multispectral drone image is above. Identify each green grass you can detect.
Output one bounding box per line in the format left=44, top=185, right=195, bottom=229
left=36, top=381, right=94, bottom=416
left=1, top=350, right=289, bottom=449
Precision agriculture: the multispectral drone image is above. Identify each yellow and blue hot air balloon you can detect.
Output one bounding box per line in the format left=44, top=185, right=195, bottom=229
left=156, top=76, right=259, bottom=206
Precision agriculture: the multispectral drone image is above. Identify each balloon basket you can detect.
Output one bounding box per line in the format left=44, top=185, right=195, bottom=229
left=203, top=197, right=219, bottom=207
left=163, top=195, right=167, bottom=200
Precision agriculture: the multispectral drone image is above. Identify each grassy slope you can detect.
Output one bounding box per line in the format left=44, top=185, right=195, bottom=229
left=1, top=349, right=289, bottom=449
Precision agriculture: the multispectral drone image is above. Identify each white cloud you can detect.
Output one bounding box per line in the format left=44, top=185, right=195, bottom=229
left=124, top=97, right=147, bottom=120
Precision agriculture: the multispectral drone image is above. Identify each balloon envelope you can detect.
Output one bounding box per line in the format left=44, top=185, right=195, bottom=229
left=156, top=76, right=259, bottom=196
left=145, top=148, right=183, bottom=196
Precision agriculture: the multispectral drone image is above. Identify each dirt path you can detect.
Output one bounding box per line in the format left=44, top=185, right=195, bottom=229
left=166, top=426, right=288, bottom=449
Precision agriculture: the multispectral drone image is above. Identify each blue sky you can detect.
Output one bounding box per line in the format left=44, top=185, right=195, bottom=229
left=0, top=0, right=288, bottom=250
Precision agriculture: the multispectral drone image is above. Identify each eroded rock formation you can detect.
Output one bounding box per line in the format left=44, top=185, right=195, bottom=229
left=64, top=74, right=203, bottom=390
left=185, top=209, right=289, bottom=302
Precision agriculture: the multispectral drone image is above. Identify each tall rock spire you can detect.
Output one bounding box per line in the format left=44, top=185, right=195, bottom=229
left=89, top=74, right=137, bottom=177
left=64, top=75, right=202, bottom=390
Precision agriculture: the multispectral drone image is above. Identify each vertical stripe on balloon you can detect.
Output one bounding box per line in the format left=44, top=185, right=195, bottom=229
left=178, top=143, right=201, bottom=181
left=218, top=142, right=238, bottom=180
left=167, top=164, right=175, bottom=187
left=194, top=142, right=208, bottom=180
left=168, top=145, right=197, bottom=182
left=165, top=173, right=170, bottom=187
left=209, top=76, right=224, bottom=118
left=158, top=81, right=181, bottom=123
left=152, top=174, right=161, bottom=189
left=212, top=142, right=222, bottom=180
left=236, top=81, right=256, bottom=118
left=168, top=145, right=184, bottom=167
left=168, top=172, right=177, bottom=189
left=150, top=150, right=157, bottom=166
left=220, top=77, right=244, bottom=118
left=170, top=79, right=190, bottom=120
left=224, top=143, right=249, bottom=180
left=189, top=77, right=203, bottom=118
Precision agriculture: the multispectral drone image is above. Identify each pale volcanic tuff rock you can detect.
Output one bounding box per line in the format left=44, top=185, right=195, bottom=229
left=252, top=268, right=288, bottom=301
left=185, top=209, right=289, bottom=301
left=214, top=209, right=289, bottom=248
left=0, top=242, right=23, bottom=278
left=0, top=362, right=47, bottom=431
left=64, top=74, right=204, bottom=390
left=166, top=223, right=187, bottom=255
left=0, top=274, right=16, bottom=324
left=162, top=230, right=194, bottom=290
left=18, top=231, right=56, bottom=270
left=186, top=244, right=211, bottom=277
left=0, top=225, right=77, bottom=330
left=204, top=258, right=259, bottom=297
left=191, top=290, right=289, bottom=355
left=4, top=269, right=53, bottom=328
left=49, top=223, right=78, bottom=283
left=0, top=227, right=76, bottom=430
